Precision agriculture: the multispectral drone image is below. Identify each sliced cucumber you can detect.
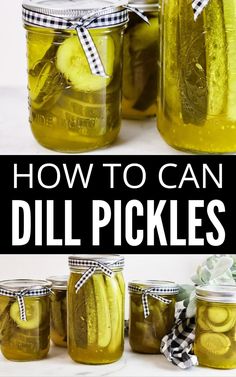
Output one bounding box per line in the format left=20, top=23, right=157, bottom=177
left=56, top=35, right=115, bottom=92
left=199, top=332, right=231, bottom=355
left=206, top=307, right=236, bottom=332
left=10, top=298, right=42, bottom=330
left=208, top=306, right=229, bottom=324
left=203, top=0, right=227, bottom=116
left=222, top=0, right=236, bottom=120
left=27, top=30, right=54, bottom=70
left=197, top=306, right=211, bottom=331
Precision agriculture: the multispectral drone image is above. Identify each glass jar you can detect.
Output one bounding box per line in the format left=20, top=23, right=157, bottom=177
left=22, top=0, right=129, bottom=153
left=122, top=0, right=160, bottom=119
left=195, top=285, right=236, bottom=369
left=158, top=0, right=236, bottom=153
left=68, top=254, right=125, bottom=364
left=128, top=280, right=179, bottom=354
left=47, top=276, right=68, bottom=347
left=0, top=279, right=52, bottom=361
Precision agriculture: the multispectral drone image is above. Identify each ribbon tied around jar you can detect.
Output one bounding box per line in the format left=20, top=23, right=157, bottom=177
left=192, top=0, right=210, bottom=20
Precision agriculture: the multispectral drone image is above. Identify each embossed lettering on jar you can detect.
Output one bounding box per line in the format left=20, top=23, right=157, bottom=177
left=68, top=254, right=125, bottom=364
left=158, top=0, right=236, bottom=153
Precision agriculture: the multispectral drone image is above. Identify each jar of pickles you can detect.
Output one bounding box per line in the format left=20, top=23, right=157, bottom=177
left=122, top=0, right=160, bottom=119
left=68, top=254, right=125, bottom=364
left=128, top=280, right=179, bottom=354
left=0, top=279, right=52, bottom=361
left=47, top=276, right=68, bottom=347
left=195, top=285, right=236, bottom=369
left=22, top=0, right=129, bottom=152
left=158, top=0, right=236, bottom=153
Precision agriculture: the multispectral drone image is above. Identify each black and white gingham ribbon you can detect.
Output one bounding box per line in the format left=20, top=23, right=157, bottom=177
left=22, top=3, right=148, bottom=78
left=0, top=287, right=52, bottom=321
left=161, top=309, right=198, bottom=369
left=192, top=0, right=210, bottom=20
left=129, top=285, right=178, bottom=318
left=69, top=258, right=124, bottom=293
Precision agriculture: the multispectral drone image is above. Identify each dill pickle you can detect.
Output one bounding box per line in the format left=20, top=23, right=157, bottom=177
left=200, top=332, right=231, bottom=355
left=85, top=279, right=97, bottom=346
left=51, top=296, right=67, bottom=345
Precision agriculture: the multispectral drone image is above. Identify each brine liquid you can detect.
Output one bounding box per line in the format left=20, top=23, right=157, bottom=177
left=129, top=293, right=175, bottom=354
left=158, top=0, right=236, bottom=153
left=68, top=271, right=125, bottom=364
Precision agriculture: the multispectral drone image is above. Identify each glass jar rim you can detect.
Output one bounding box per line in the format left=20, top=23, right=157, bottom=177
left=47, top=276, right=68, bottom=290
left=68, top=254, right=124, bottom=271
left=196, top=285, right=236, bottom=303
left=128, top=280, right=179, bottom=294
left=0, top=279, right=52, bottom=292
left=128, top=2, right=160, bottom=12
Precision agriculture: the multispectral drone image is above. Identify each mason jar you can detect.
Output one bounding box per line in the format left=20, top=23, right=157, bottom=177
left=195, top=285, right=236, bottom=369
left=158, top=0, right=236, bottom=153
left=122, top=0, right=160, bottom=119
left=68, top=254, right=125, bottom=364
left=47, top=276, right=68, bottom=347
left=22, top=0, right=129, bottom=152
left=128, top=280, right=179, bottom=354
left=0, top=279, right=52, bottom=361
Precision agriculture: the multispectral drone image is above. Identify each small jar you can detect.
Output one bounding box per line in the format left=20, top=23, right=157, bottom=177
left=0, top=279, right=52, bottom=361
left=128, top=280, right=179, bottom=354
left=22, top=0, right=129, bottom=153
left=47, top=276, right=68, bottom=347
left=158, top=0, right=236, bottom=153
left=195, top=285, right=236, bottom=370
left=122, top=0, right=160, bottom=119
left=68, top=254, right=125, bottom=364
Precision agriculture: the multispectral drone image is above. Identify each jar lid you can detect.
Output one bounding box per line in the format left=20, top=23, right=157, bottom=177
left=196, top=285, right=236, bottom=303
left=0, top=279, right=52, bottom=293
left=23, top=0, right=129, bottom=18
left=68, top=254, right=124, bottom=271
left=47, top=276, right=68, bottom=290
left=128, top=280, right=179, bottom=295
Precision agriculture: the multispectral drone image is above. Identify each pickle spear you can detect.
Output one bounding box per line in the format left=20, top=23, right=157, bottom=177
left=204, top=0, right=227, bottom=116
left=92, top=274, right=111, bottom=348
left=73, top=285, right=87, bottom=348
left=85, top=279, right=97, bottom=346
left=51, top=299, right=66, bottom=338
left=105, top=276, right=122, bottom=353
left=178, top=0, right=207, bottom=125
left=222, top=0, right=236, bottom=120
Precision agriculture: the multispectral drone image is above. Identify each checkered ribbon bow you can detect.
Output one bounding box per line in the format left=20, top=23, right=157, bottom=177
left=0, top=287, right=52, bottom=321
left=23, top=2, right=148, bottom=78
left=69, top=258, right=124, bottom=293
left=129, top=285, right=173, bottom=318
left=192, top=0, right=210, bottom=20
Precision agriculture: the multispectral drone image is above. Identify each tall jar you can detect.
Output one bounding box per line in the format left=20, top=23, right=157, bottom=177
left=0, top=279, right=52, bottom=361
left=128, top=280, right=179, bottom=354
left=68, top=254, right=125, bottom=364
left=122, top=0, right=160, bottom=119
left=22, top=0, right=129, bottom=153
left=195, top=285, right=236, bottom=369
left=158, top=0, right=236, bottom=153
left=47, top=276, right=68, bottom=347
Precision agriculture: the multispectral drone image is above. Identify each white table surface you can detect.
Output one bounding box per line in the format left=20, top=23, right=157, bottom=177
left=0, top=339, right=235, bottom=377
left=0, top=87, right=183, bottom=156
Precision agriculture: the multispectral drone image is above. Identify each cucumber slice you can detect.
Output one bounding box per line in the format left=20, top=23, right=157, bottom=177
left=206, top=307, right=236, bottom=332
left=92, top=274, right=111, bottom=348
left=204, top=0, right=227, bottom=116
left=130, top=18, right=159, bottom=52
left=56, top=35, right=115, bottom=92
left=197, top=306, right=211, bottom=331
left=27, top=30, right=54, bottom=70
left=10, top=299, right=42, bottom=330
left=199, top=332, right=231, bottom=355
left=208, top=307, right=229, bottom=324
left=222, top=0, right=236, bottom=120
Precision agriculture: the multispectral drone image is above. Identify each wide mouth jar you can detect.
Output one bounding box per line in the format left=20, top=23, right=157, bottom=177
left=196, top=285, right=236, bottom=303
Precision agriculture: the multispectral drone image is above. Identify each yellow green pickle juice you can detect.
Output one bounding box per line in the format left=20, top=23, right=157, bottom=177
left=128, top=281, right=179, bottom=354
left=0, top=279, right=52, bottom=361
left=47, top=276, right=68, bottom=348
left=122, top=0, right=160, bottom=119
left=195, top=286, right=236, bottom=369
left=68, top=254, right=125, bottom=364
left=22, top=0, right=129, bottom=152
left=158, top=0, right=236, bottom=153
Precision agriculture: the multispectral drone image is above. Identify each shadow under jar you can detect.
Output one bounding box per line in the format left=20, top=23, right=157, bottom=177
left=158, top=0, right=236, bottom=153
left=47, top=276, right=68, bottom=347
left=68, top=254, right=125, bottom=364
left=22, top=0, right=129, bottom=153
left=128, top=280, right=179, bottom=354
left=0, top=279, right=52, bottom=361
left=122, top=0, right=160, bottom=119
left=194, top=285, right=236, bottom=369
